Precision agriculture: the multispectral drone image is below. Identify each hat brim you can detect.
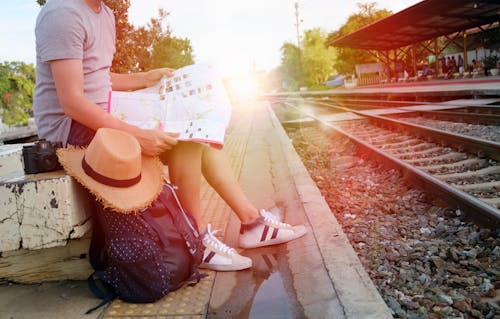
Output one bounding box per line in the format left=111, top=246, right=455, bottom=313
left=57, top=146, right=164, bottom=213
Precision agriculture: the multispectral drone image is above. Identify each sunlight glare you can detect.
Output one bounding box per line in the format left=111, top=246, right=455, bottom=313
left=225, top=74, right=260, bottom=102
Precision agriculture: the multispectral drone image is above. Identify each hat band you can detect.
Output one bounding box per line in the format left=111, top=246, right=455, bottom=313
left=82, top=156, right=141, bottom=188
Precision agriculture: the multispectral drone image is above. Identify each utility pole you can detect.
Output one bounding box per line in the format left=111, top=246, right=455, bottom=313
left=294, top=1, right=301, bottom=49
left=294, top=1, right=302, bottom=87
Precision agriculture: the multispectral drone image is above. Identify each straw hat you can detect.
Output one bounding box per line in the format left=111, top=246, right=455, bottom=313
left=57, top=128, right=164, bottom=213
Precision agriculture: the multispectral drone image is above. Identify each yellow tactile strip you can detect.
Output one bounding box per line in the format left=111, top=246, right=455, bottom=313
left=104, top=271, right=215, bottom=318
left=103, top=104, right=254, bottom=318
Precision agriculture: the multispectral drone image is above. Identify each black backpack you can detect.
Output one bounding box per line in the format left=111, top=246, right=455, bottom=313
left=86, top=182, right=205, bottom=313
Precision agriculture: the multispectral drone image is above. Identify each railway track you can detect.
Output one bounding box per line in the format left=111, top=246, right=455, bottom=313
left=274, top=97, right=500, bottom=225
left=326, top=98, right=500, bottom=126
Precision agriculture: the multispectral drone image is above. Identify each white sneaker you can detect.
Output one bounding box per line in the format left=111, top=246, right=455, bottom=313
left=239, top=209, right=307, bottom=249
left=200, top=224, right=252, bottom=271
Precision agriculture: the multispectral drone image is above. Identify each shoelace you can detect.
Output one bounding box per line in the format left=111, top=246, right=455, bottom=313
left=204, top=224, right=236, bottom=255
left=260, top=209, right=291, bottom=229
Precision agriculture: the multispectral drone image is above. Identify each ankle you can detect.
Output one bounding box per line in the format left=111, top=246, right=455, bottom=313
left=240, top=216, right=264, bottom=234
left=237, top=207, right=260, bottom=224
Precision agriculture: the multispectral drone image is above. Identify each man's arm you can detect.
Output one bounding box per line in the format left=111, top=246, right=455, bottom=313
left=110, top=68, right=174, bottom=91
left=51, top=59, right=178, bottom=155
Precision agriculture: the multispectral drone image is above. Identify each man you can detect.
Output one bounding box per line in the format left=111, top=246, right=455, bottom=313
left=35, top=0, right=306, bottom=271
left=34, top=0, right=177, bottom=154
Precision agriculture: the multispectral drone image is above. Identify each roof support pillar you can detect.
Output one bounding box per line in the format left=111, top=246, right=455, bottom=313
left=411, top=45, right=417, bottom=77
left=434, top=38, right=439, bottom=75
left=463, top=32, right=468, bottom=72
left=393, top=48, right=397, bottom=80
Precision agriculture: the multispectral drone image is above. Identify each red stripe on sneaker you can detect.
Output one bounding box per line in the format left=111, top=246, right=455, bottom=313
left=271, top=227, right=279, bottom=239
left=260, top=225, right=269, bottom=242
left=204, top=251, right=216, bottom=263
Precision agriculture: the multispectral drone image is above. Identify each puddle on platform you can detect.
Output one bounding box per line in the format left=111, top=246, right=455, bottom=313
left=210, top=245, right=304, bottom=318
left=249, top=271, right=293, bottom=319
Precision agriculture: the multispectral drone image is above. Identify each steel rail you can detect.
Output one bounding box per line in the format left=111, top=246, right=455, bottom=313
left=315, top=97, right=500, bottom=109
left=272, top=96, right=500, bottom=124
left=307, top=99, right=500, bottom=161
left=389, top=110, right=500, bottom=126
left=311, top=98, right=500, bottom=118
left=280, top=101, right=500, bottom=226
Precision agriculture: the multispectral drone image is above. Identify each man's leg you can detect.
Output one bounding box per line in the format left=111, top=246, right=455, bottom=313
left=161, top=141, right=204, bottom=230
left=201, top=146, right=307, bottom=249
left=162, top=142, right=253, bottom=271
left=201, top=146, right=259, bottom=224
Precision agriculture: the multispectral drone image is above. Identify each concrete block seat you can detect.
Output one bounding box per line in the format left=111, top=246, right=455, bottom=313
left=0, top=144, right=93, bottom=283
left=0, top=144, right=92, bottom=252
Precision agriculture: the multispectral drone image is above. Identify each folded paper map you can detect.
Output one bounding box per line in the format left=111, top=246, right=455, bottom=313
left=108, top=63, right=232, bottom=149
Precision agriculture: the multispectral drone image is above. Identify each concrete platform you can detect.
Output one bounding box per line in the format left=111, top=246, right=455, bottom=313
left=0, top=101, right=392, bottom=318
left=276, top=76, right=500, bottom=99
left=331, top=76, right=500, bottom=96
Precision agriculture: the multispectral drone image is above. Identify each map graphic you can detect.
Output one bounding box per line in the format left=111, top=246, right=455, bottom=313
left=108, top=63, right=232, bottom=149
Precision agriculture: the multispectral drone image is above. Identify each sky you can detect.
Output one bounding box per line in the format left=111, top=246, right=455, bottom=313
left=0, top=0, right=421, bottom=77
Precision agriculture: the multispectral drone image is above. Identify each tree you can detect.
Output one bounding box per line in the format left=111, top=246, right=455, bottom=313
left=279, top=28, right=335, bottom=91
left=150, top=36, right=194, bottom=70
left=0, top=62, right=35, bottom=125
left=279, top=42, right=301, bottom=91
left=301, top=29, right=336, bottom=87
left=327, top=2, right=392, bottom=75
left=104, top=0, right=135, bottom=73
left=132, top=9, right=194, bottom=71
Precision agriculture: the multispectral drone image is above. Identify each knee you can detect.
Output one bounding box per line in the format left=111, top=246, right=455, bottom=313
left=161, top=141, right=203, bottom=163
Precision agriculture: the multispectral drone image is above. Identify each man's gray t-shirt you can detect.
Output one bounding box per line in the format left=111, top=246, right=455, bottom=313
left=34, top=0, right=115, bottom=145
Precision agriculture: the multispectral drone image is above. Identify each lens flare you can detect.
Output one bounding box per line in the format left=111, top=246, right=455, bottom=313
left=225, top=75, right=260, bottom=102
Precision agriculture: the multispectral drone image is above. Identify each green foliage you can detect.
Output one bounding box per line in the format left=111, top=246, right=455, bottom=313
left=482, top=55, right=499, bottom=70
left=307, top=84, right=331, bottom=91
left=151, top=36, right=194, bottom=70
left=279, top=28, right=335, bottom=91
left=327, top=2, right=392, bottom=74
left=103, top=2, right=194, bottom=72
left=0, top=62, right=35, bottom=125
left=481, top=27, right=500, bottom=50
left=301, top=29, right=336, bottom=87
left=279, top=42, right=301, bottom=91
left=104, top=0, right=135, bottom=73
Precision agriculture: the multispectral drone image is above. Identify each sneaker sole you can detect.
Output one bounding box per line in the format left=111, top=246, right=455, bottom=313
left=239, top=229, right=307, bottom=249
left=199, top=262, right=252, bottom=272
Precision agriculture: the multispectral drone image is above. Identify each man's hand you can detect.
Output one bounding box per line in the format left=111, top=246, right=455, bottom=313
left=135, top=129, right=179, bottom=156
left=143, top=68, right=175, bottom=87
left=110, top=68, right=175, bottom=91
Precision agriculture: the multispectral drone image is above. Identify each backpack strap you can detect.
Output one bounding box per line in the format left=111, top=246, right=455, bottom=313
left=85, top=273, right=117, bottom=314
left=88, top=204, right=107, bottom=271
left=158, top=183, right=205, bottom=264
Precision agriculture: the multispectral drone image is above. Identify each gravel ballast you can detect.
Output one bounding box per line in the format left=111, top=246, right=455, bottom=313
left=284, top=124, right=500, bottom=319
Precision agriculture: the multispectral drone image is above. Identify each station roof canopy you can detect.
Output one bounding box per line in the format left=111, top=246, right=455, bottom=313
left=328, top=0, right=500, bottom=51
